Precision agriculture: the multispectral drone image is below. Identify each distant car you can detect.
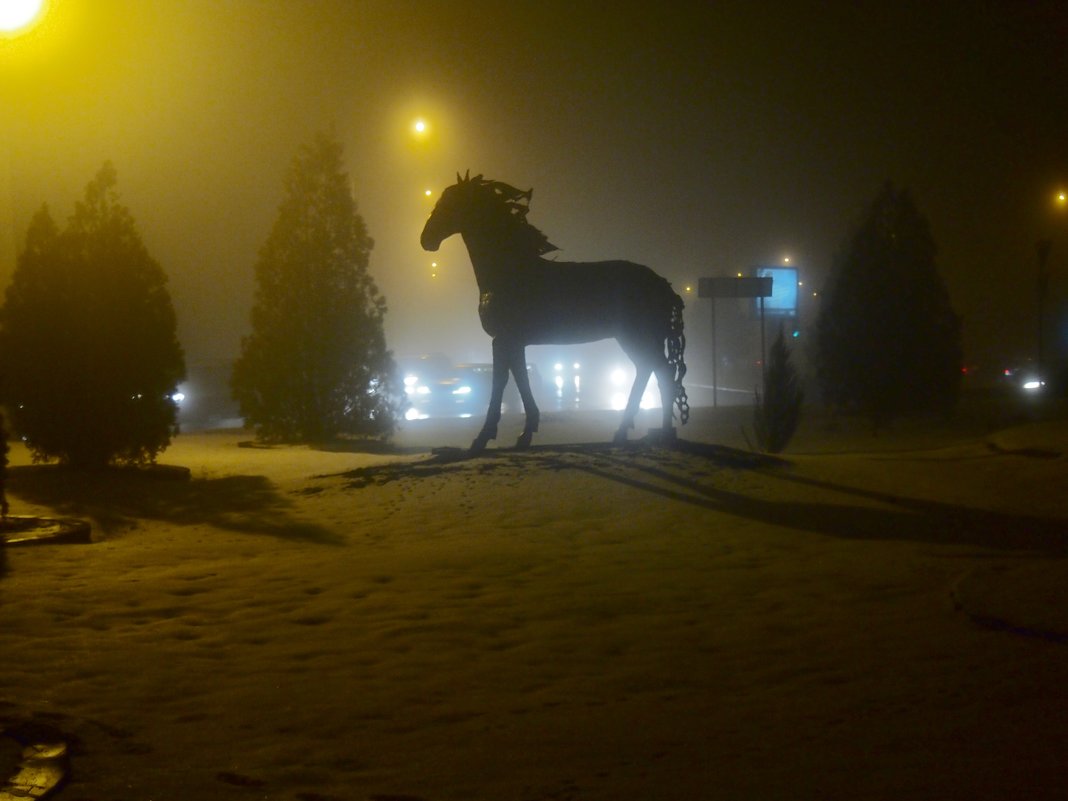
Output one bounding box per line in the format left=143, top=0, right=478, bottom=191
left=456, top=362, right=545, bottom=414
left=534, top=348, right=663, bottom=412
left=1002, top=362, right=1046, bottom=392
left=174, top=360, right=243, bottom=430
left=398, top=355, right=546, bottom=420
left=398, top=354, right=479, bottom=420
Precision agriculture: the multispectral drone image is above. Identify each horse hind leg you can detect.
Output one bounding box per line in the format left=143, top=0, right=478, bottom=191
left=613, top=361, right=652, bottom=446
left=654, top=357, right=676, bottom=430
left=651, top=356, right=679, bottom=444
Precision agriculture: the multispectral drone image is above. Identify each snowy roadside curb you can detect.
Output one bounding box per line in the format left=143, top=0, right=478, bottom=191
left=985, top=420, right=1068, bottom=459
left=0, top=733, right=68, bottom=801
left=953, top=562, right=1068, bottom=644
left=0, top=517, right=92, bottom=547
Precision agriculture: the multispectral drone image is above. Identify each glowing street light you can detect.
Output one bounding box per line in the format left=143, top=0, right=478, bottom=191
left=0, top=0, right=46, bottom=36
left=1034, top=188, right=1067, bottom=384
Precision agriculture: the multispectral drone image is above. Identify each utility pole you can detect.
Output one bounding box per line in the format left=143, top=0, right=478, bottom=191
left=1036, top=238, right=1051, bottom=382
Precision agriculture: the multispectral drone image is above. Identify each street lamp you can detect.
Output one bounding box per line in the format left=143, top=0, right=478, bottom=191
left=1036, top=239, right=1051, bottom=385
left=412, top=118, right=430, bottom=138
left=1031, top=190, right=1066, bottom=388
left=2, top=0, right=52, bottom=284
left=0, top=0, right=46, bottom=37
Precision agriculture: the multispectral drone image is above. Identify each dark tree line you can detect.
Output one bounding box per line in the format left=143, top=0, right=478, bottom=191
left=0, top=134, right=402, bottom=466
left=1, top=153, right=958, bottom=460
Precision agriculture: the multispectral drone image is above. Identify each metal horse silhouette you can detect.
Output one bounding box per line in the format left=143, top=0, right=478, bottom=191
left=421, top=172, right=689, bottom=453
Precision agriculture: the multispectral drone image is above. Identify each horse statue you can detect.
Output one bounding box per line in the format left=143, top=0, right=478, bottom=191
left=420, top=172, right=689, bottom=453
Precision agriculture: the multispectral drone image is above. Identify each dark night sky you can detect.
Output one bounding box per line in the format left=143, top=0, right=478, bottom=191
left=2, top=1, right=1066, bottom=370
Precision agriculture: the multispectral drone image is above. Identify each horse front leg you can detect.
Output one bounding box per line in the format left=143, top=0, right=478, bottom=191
left=471, top=338, right=511, bottom=454
left=509, top=346, right=540, bottom=450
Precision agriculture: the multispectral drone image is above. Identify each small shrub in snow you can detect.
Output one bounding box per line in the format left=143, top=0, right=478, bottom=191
left=753, top=327, right=804, bottom=454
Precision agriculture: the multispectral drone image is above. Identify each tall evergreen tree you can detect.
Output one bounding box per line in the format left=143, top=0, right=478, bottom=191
left=232, top=132, right=400, bottom=441
left=0, top=164, right=186, bottom=466
left=815, top=182, right=961, bottom=426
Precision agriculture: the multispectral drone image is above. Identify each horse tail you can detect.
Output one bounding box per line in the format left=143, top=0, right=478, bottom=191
left=667, top=291, right=690, bottom=425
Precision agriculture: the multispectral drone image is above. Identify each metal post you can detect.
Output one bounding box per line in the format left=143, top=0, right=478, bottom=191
left=711, top=299, right=718, bottom=408
left=698, top=275, right=773, bottom=410
left=760, top=295, right=767, bottom=395
left=1036, top=239, right=1051, bottom=382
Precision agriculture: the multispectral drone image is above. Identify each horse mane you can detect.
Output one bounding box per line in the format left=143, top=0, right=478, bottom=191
left=466, top=175, right=559, bottom=257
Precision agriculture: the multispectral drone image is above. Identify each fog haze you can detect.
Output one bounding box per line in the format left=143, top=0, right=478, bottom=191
left=3, top=1, right=1066, bottom=370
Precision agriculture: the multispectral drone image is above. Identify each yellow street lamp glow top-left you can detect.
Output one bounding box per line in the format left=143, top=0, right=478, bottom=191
left=0, top=0, right=48, bottom=36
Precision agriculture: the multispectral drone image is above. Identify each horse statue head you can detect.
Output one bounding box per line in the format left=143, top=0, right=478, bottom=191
left=420, top=171, right=558, bottom=257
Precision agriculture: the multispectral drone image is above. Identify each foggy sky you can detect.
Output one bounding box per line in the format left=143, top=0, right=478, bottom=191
left=2, top=1, right=1066, bottom=370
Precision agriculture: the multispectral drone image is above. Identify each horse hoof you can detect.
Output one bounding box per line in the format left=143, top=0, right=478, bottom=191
left=515, top=432, right=533, bottom=450
left=645, top=427, right=678, bottom=446
left=469, top=436, right=489, bottom=455
left=612, top=430, right=628, bottom=447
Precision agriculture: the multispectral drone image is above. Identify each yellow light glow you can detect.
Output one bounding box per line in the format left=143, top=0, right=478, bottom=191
left=412, top=118, right=428, bottom=135
left=0, top=0, right=46, bottom=35
left=424, top=189, right=432, bottom=197
left=1057, top=191, right=1067, bottom=206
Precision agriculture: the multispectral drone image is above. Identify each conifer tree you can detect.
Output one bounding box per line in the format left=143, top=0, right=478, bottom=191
left=0, top=164, right=186, bottom=466
left=754, top=326, right=804, bottom=453
left=232, top=132, right=400, bottom=441
left=815, top=182, right=961, bottom=426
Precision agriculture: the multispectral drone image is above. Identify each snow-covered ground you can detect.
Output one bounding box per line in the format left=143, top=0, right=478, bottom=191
left=2, top=397, right=1068, bottom=800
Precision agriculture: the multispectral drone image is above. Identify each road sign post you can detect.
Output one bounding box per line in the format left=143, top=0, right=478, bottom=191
left=698, top=276, right=773, bottom=407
